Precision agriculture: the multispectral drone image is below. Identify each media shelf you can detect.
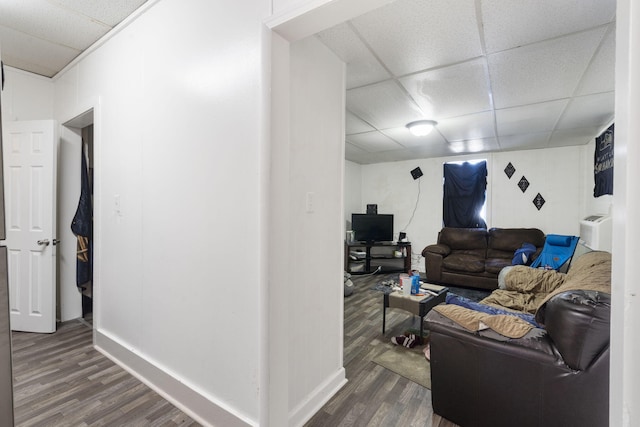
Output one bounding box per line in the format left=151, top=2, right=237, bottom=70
left=345, top=241, right=411, bottom=274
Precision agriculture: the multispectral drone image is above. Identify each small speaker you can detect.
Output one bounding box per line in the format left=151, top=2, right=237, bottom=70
left=366, top=204, right=378, bottom=214
left=411, top=167, right=423, bottom=180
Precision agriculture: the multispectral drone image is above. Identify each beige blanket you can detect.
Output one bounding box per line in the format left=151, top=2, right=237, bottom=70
left=480, top=266, right=566, bottom=313
left=433, top=304, right=533, bottom=338
left=437, top=251, right=612, bottom=337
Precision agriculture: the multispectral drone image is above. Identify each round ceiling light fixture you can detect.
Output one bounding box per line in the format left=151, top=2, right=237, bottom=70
left=406, top=119, right=438, bottom=136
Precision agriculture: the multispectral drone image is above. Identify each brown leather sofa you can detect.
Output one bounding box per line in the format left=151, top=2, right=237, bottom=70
left=422, top=227, right=545, bottom=290
left=425, top=251, right=611, bottom=427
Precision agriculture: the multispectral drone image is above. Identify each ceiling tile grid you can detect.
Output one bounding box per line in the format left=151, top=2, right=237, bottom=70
left=318, top=0, right=616, bottom=164
left=488, top=27, right=608, bottom=110
left=315, top=22, right=391, bottom=89
left=495, top=99, right=569, bottom=137
left=399, top=58, right=492, bottom=120
left=346, top=131, right=404, bottom=153
left=436, top=111, right=496, bottom=142
left=0, top=0, right=617, bottom=163
left=0, top=0, right=148, bottom=77
left=346, top=80, right=424, bottom=130
left=349, top=0, right=483, bottom=76
left=480, top=0, right=616, bottom=54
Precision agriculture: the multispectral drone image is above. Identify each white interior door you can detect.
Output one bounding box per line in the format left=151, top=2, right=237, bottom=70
left=2, top=120, right=57, bottom=333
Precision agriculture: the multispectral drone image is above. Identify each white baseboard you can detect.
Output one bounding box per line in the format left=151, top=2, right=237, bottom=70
left=289, top=368, right=347, bottom=427
left=95, top=329, right=255, bottom=427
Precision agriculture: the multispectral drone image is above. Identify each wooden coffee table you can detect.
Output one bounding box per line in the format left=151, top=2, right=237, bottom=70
left=382, top=284, right=448, bottom=341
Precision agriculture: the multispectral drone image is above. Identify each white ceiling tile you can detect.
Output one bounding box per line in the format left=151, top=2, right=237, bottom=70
left=496, top=99, right=569, bottom=136
left=406, top=143, right=459, bottom=159
left=575, top=25, right=616, bottom=96
left=351, top=0, right=483, bottom=76
left=498, top=132, right=552, bottom=151
left=0, top=25, right=80, bottom=77
left=0, top=0, right=109, bottom=51
left=316, top=23, right=391, bottom=89
left=481, top=0, right=616, bottom=54
left=437, top=111, right=496, bottom=142
left=488, top=27, right=607, bottom=109
left=49, top=0, right=148, bottom=27
left=345, top=142, right=378, bottom=164
left=346, top=110, right=375, bottom=134
left=556, top=93, right=615, bottom=130
left=447, top=138, right=500, bottom=155
left=346, top=131, right=404, bottom=153
left=549, top=127, right=601, bottom=147
left=399, top=58, right=491, bottom=120
left=346, top=80, right=424, bottom=129
left=380, top=127, right=447, bottom=148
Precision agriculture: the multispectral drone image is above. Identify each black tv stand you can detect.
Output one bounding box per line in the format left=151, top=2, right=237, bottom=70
left=344, top=241, right=411, bottom=274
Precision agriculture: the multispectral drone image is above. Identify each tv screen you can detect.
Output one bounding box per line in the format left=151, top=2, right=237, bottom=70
left=351, top=214, right=394, bottom=243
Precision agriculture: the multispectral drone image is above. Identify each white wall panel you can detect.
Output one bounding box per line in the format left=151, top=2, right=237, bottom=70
left=344, top=160, right=362, bottom=231
left=0, top=67, right=54, bottom=121
left=287, top=36, right=346, bottom=426
left=52, top=0, right=270, bottom=424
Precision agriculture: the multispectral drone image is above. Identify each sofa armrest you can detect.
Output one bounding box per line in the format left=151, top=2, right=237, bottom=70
left=424, top=252, right=444, bottom=282
left=536, top=290, right=611, bottom=370
left=425, top=308, right=609, bottom=427
left=422, top=243, right=450, bottom=257
left=425, top=309, right=556, bottom=358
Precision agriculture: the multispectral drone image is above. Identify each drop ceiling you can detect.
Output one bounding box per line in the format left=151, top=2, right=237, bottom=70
left=0, top=0, right=616, bottom=165
left=0, top=0, right=148, bottom=78
left=316, top=0, right=616, bottom=164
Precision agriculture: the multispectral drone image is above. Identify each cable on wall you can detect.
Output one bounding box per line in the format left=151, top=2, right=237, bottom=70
left=401, top=176, right=421, bottom=233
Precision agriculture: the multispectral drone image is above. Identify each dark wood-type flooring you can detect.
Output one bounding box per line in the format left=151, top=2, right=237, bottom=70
left=10, top=273, right=462, bottom=426
left=11, top=318, right=200, bottom=426
left=305, top=273, right=460, bottom=427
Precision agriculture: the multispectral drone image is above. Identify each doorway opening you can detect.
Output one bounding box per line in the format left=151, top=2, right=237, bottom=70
left=62, top=110, right=95, bottom=324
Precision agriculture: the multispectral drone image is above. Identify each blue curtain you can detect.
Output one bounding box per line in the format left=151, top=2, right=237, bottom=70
left=443, top=161, right=487, bottom=228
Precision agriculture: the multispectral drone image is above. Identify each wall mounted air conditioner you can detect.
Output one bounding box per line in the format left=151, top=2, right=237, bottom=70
left=579, top=214, right=612, bottom=252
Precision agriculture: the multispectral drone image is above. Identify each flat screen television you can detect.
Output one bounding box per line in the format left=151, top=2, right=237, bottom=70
left=351, top=213, right=394, bottom=243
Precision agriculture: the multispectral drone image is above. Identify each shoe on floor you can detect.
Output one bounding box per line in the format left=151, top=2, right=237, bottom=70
left=391, top=334, right=416, bottom=348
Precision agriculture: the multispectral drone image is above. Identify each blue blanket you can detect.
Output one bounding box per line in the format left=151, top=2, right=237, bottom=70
left=445, top=293, right=541, bottom=328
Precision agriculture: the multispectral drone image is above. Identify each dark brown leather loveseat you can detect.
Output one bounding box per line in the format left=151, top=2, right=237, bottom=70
left=425, top=251, right=611, bottom=427
left=422, top=227, right=545, bottom=290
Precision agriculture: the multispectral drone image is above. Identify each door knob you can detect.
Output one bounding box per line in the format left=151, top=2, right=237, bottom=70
left=53, top=239, right=60, bottom=246
left=37, top=239, right=50, bottom=246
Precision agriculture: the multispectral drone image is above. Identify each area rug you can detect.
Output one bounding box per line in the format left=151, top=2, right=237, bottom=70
left=372, top=346, right=431, bottom=389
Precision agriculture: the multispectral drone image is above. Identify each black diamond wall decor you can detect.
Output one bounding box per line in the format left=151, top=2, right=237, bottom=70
left=518, top=176, right=529, bottom=193
left=504, top=162, right=516, bottom=179
left=533, top=193, right=546, bottom=210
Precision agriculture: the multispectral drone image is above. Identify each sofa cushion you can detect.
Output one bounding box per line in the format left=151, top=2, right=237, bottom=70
left=443, top=253, right=485, bottom=273
left=486, top=248, right=514, bottom=259
left=488, top=227, right=545, bottom=252
left=485, top=258, right=512, bottom=274
left=439, top=227, right=487, bottom=250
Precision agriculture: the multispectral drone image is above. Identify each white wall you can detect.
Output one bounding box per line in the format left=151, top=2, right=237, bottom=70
left=611, top=0, right=640, bottom=425
left=0, top=67, right=53, bottom=121
left=286, top=36, right=346, bottom=426
left=344, top=160, right=362, bottom=230
left=52, top=0, right=269, bottom=425
left=354, top=145, right=611, bottom=272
